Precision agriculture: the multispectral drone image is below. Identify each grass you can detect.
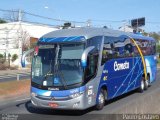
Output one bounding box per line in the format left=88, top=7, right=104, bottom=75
left=0, top=80, right=30, bottom=100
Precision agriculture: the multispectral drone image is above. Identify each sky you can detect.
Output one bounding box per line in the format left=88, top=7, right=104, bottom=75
left=0, top=0, right=160, bottom=32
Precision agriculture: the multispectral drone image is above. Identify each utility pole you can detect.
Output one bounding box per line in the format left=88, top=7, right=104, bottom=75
left=18, top=9, right=23, bottom=68
left=87, top=19, right=91, bottom=27
left=136, top=19, right=138, bottom=33
left=18, top=9, right=22, bottom=22
left=5, top=27, right=9, bottom=60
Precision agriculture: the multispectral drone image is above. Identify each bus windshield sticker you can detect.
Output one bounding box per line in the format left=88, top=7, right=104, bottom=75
left=43, top=81, right=47, bottom=86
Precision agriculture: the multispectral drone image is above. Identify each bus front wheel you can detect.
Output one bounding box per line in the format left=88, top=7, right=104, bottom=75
left=138, top=77, right=145, bottom=93
left=95, top=89, right=105, bottom=110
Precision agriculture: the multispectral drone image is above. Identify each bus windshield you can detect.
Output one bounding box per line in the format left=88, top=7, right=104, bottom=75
left=32, top=43, right=84, bottom=89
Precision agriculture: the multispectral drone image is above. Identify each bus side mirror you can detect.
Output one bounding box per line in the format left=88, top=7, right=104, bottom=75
left=21, top=49, right=34, bottom=68
left=81, top=46, right=95, bottom=68
left=21, top=55, right=26, bottom=68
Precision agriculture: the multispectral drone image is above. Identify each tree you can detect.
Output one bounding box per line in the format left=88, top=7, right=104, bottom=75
left=12, top=54, right=18, bottom=62
left=0, top=54, right=3, bottom=59
left=149, top=32, right=160, bottom=41
left=157, top=44, right=160, bottom=53
left=0, top=19, right=7, bottom=23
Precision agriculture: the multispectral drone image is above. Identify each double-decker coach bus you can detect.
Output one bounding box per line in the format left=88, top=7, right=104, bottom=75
left=27, top=27, right=157, bottom=110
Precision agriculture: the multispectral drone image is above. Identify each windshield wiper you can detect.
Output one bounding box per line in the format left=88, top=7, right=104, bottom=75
left=41, top=59, right=54, bottom=81
left=66, top=82, right=82, bottom=87
left=54, top=59, right=68, bottom=90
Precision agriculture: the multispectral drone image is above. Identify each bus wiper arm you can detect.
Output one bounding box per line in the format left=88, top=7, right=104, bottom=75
left=55, top=60, right=68, bottom=90
left=42, top=60, right=54, bottom=81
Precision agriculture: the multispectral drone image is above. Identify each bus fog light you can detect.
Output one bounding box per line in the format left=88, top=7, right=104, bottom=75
left=73, top=101, right=80, bottom=108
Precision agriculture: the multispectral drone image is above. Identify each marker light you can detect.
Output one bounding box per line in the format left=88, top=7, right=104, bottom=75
left=34, top=46, right=39, bottom=56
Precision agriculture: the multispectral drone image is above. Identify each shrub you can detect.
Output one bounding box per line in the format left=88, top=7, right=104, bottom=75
left=12, top=54, right=18, bottom=62
left=0, top=54, right=3, bottom=59
left=0, top=54, right=5, bottom=64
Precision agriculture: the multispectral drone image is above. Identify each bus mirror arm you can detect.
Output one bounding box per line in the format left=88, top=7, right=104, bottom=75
left=81, top=46, right=95, bottom=68
left=21, top=49, right=34, bottom=68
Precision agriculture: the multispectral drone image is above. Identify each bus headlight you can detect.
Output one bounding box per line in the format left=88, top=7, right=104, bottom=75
left=69, top=92, right=83, bottom=99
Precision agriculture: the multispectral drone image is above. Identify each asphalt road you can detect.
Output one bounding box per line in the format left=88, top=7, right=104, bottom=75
left=0, top=70, right=160, bottom=120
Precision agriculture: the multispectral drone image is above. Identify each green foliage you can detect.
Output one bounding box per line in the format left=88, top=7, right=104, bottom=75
left=157, top=44, right=160, bottom=53
left=149, top=32, right=160, bottom=41
left=158, top=58, right=160, bottom=65
left=0, top=19, right=7, bottom=23
left=0, top=54, right=5, bottom=64
left=0, top=54, right=3, bottom=59
left=12, top=54, right=18, bottom=62
left=143, top=32, right=148, bottom=36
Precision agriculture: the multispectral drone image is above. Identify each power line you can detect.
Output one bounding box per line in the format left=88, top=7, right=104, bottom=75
left=147, top=21, right=160, bottom=24
left=23, top=11, right=85, bottom=24
left=0, top=9, right=86, bottom=24
left=92, top=19, right=125, bottom=23
left=0, top=9, right=18, bottom=13
left=0, top=17, right=60, bottom=28
left=0, top=9, right=160, bottom=27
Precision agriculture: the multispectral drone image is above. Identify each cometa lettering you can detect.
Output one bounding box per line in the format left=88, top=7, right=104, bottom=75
left=114, top=61, right=129, bottom=71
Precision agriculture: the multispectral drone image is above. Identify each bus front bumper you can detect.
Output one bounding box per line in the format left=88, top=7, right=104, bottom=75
left=30, top=94, right=87, bottom=110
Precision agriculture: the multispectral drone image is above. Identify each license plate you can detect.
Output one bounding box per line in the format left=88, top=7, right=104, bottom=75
left=48, top=103, right=58, bottom=108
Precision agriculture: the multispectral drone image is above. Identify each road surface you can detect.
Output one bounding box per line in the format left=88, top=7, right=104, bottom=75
left=0, top=70, right=160, bottom=120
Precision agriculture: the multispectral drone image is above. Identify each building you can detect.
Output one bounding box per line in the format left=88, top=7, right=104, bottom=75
left=0, top=22, right=59, bottom=67
left=119, top=25, right=134, bottom=33
left=119, top=25, right=144, bottom=33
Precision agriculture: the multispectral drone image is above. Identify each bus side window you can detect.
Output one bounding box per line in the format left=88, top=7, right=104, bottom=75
left=86, top=36, right=102, bottom=51
left=102, top=37, right=112, bottom=65
left=124, top=39, right=133, bottom=57
left=85, top=51, right=98, bottom=80
left=102, top=36, right=125, bottom=65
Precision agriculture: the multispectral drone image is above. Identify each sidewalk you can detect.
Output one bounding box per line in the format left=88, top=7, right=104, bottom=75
left=0, top=68, right=31, bottom=76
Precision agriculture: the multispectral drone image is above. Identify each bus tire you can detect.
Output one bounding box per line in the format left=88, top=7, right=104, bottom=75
left=138, top=77, right=145, bottom=93
left=144, top=75, right=150, bottom=90
left=95, top=89, right=105, bottom=110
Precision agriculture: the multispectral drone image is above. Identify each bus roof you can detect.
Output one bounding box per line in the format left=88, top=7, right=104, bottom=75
left=38, top=27, right=155, bottom=43
left=127, top=32, right=155, bottom=41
